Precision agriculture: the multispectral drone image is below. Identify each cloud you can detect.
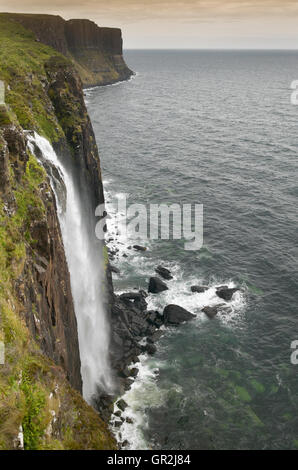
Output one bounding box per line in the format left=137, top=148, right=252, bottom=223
left=2, top=0, right=298, bottom=23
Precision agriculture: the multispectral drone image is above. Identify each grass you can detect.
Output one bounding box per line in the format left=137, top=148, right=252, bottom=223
left=0, top=15, right=117, bottom=449
left=0, top=14, right=65, bottom=142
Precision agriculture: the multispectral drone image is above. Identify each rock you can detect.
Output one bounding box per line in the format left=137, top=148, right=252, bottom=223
left=202, top=306, right=219, bottom=319
left=114, top=420, right=122, bottom=428
left=144, top=343, right=157, bottom=355
left=146, top=310, right=158, bottom=325
left=116, top=399, right=128, bottom=412
left=120, top=292, right=144, bottom=301
left=114, top=410, right=122, bottom=418
left=216, top=287, right=239, bottom=301
left=163, top=305, right=195, bottom=326
left=191, top=285, right=208, bottom=293
left=148, top=277, right=168, bottom=294
left=202, top=304, right=226, bottom=319
left=133, top=297, right=147, bottom=312
left=129, top=368, right=139, bottom=378
left=147, top=330, right=163, bottom=343
left=133, top=245, right=147, bottom=252
left=121, top=440, right=129, bottom=448
left=125, top=417, right=134, bottom=424
left=155, top=265, right=173, bottom=280
left=110, top=265, right=120, bottom=274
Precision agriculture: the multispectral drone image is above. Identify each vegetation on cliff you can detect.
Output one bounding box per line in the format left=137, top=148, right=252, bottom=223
left=0, top=15, right=116, bottom=449
left=1, top=13, right=133, bottom=88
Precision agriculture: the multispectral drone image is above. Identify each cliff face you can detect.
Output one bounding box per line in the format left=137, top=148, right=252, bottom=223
left=4, top=13, right=133, bottom=87
left=1, top=125, right=82, bottom=393
left=0, top=15, right=116, bottom=449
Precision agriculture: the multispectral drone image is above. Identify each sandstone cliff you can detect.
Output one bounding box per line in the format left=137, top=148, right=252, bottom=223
left=0, top=14, right=116, bottom=449
left=3, top=13, right=133, bottom=87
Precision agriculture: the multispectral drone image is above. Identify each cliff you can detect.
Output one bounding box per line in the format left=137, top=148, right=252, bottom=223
left=0, top=15, right=116, bottom=449
left=2, top=13, right=133, bottom=87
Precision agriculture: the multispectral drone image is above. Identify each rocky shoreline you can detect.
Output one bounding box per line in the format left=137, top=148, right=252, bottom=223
left=96, top=237, right=241, bottom=448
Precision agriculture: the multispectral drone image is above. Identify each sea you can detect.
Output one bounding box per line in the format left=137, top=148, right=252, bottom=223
left=85, top=50, right=298, bottom=450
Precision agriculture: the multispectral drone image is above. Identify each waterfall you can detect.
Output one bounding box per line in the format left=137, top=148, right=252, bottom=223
left=27, top=132, right=113, bottom=403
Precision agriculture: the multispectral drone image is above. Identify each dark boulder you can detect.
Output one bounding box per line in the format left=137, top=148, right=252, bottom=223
left=120, top=292, right=144, bottom=301
left=133, top=245, right=147, bottom=252
left=119, top=290, right=148, bottom=312
left=116, top=399, right=128, bottom=412
left=202, top=304, right=227, bottom=319
left=163, top=304, right=195, bottom=326
left=155, top=265, right=173, bottom=280
left=191, top=285, right=208, bottom=293
left=202, top=306, right=219, bottom=319
left=144, top=343, right=157, bottom=355
left=148, top=277, right=168, bottom=294
left=216, top=287, right=239, bottom=301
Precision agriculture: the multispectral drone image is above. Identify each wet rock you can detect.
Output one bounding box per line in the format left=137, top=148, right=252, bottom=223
left=147, top=330, right=163, bottom=343
left=114, top=420, right=122, bottom=428
left=146, top=310, right=160, bottom=325
left=120, top=292, right=144, bottom=301
left=144, top=343, right=157, bottom=355
left=202, top=306, right=219, bottom=319
left=134, top=297, right=147, bottom=312
left=191, top=285, right=208, bottom=293
left=129, top=368, right=139, bottom=378
left=216, top=287, right=239, bottom=301
left=163, top=304, right=195, bottom=326
left=148, top=277, right=168, bottom=294
left=202, top=304, right=227, bottom=319
left=110, top=265, right=120, bottom=274
left=116, top=399, right=128, bottom=412
left=133, top=245, right=147, bottom=252
left=155, top=265, right=173, bottom=280
left=125, top=417, right=134, bottom=424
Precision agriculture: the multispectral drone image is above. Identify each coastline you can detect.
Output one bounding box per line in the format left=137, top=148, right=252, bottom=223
left=96, top=178, right=245, bottom=450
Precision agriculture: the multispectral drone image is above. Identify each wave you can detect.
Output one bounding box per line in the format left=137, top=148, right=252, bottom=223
left=104, top=179, right=247, bottom=449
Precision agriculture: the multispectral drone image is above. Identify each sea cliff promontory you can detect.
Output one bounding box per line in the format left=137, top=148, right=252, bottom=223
left=2, top=13, right=133, bottom=87
left=0, top=13, right=119, bottom=450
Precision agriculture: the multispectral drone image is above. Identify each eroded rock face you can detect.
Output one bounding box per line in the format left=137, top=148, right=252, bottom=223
left=6, top=13, right=133, bottom=87
left=1, top=125, right=82, bottom=392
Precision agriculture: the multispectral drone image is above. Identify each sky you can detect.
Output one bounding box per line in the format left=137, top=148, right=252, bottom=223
left=1, top=0, right=298, bottom=49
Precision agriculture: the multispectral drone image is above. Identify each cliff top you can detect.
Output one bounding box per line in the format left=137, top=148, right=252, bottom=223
left=0, top=12, right=133, bottom=87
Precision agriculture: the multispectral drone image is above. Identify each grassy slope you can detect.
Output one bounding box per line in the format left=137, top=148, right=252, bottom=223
left=0, top=16, right=116, bottom=450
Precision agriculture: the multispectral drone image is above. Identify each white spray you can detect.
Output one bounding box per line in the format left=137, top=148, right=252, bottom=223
left=27, top=132, right=113, bottom=403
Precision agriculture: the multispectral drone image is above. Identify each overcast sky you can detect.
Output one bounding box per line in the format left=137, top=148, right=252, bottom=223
left=1, top=0, right=298, bottom=49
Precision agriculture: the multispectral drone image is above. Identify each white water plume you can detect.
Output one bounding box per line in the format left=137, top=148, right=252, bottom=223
left=27, top=132, right=113, bottom=402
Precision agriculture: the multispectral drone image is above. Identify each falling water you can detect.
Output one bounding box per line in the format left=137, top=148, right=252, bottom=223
left=27, top=132, right=113, bottom=402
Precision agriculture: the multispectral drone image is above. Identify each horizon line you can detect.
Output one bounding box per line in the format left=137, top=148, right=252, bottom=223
left=124, top=48, right=298, bottom=52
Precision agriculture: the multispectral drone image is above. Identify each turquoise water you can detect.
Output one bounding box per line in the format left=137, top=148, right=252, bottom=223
left=86, top=51, right=298, bottom=449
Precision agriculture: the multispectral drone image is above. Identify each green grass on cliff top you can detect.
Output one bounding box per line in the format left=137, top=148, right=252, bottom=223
left=0, top=14, right=67, bottom=141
